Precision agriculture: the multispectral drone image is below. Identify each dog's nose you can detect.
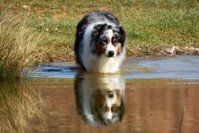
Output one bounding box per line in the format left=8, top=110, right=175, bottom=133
left=108, top=51, right=114, bottom=57
left=108, top=93, right=114, bottom=98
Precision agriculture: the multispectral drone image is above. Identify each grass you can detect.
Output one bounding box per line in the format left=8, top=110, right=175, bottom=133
left=0, top=0, right=198, bottom=79
left=0, top=11, right=45, bottom=80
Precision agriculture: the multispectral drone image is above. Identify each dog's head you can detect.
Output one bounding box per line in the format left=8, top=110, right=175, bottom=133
left=92, top=89, right=124, bottom=124
left=91, top=24, right=126, bottom=57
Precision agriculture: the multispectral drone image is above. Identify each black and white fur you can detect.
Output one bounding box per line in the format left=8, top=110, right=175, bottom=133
left=74, top=73, right=125, bottom=126
left=74, top=10, right=126, bottom=73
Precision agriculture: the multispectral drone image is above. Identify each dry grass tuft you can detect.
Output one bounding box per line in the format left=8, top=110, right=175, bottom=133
left=0, top=11, right=45, bottom=80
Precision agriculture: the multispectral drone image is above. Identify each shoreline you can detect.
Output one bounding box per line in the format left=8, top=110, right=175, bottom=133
left=42, top=46, right=199, bottom=63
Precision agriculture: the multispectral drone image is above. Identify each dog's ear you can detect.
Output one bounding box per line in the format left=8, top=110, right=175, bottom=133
left=92, top=24, right=107, bottom=39
left=119, top=26, right=126, bottom=45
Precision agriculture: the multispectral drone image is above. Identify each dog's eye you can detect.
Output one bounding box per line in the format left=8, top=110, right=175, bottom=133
left=112, top=37, right=118, bottom=44
left=111, top=105, right=117, bottom=112
left=102, top=39, right=109, bottom=44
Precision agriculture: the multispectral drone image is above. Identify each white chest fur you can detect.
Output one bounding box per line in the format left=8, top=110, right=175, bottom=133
left=80, top=22, right=125, bottom=73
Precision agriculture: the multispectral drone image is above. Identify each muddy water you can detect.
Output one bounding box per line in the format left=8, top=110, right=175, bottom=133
left=0, top=56, right=199, bottom=133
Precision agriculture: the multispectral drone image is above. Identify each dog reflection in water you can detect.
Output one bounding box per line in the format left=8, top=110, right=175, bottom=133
left=74, top=73, right=125, bottom=127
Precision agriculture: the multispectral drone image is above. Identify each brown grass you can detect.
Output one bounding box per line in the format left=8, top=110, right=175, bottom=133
left=0, top=11, right=45, bottom=80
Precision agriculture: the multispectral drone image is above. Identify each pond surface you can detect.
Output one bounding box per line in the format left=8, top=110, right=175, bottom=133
left=0, top=56, right=199, bottom=133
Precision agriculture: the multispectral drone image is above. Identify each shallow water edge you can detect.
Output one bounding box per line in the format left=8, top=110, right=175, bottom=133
left=0, top=55, right=198, bottom=132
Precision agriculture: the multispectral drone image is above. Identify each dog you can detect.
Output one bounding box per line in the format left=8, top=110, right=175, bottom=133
left=74, top=10, right=126, bottom=73
left=74, top=73, right=125, bottom=126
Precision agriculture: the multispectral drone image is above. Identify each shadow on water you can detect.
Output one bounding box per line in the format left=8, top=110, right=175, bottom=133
left=74, top=72, right=125, bottom=127
left=0, top=81, right=46, bottom=133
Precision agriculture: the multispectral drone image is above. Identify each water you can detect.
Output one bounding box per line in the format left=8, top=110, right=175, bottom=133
left=0, top=56, right=199, bottom=133
left=28, top=55, right=199, bottom=80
